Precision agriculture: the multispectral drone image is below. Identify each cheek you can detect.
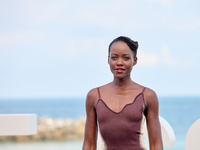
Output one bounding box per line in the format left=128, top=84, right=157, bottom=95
left=109, top=61, right=115, bottom=69
left=108, top=60, right=117, bottom=73
left=108, top=58, right=115, bottom=66
left=125, top=62, right=134, bottom=70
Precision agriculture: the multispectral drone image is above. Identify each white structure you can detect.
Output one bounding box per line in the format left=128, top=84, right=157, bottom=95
left=185, top=118, right=200, bottom=150
left=0, top=114, right=37, bottom=136
left=143, top=116, right=176, bottom=147
left=97, top=116, right=176, bottom=149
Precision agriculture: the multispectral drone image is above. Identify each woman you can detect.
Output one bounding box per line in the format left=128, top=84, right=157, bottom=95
left=82, top=36, right=163, bottom=150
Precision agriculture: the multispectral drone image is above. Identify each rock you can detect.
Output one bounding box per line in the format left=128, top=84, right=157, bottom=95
left=0, top=117, right=86, bottom=142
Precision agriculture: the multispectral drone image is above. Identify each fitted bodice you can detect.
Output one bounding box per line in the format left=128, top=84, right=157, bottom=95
left=95, top=88, right=147, bottom=150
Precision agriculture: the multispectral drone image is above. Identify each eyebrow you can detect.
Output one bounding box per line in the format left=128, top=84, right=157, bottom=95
left=111, top=53, right=131, bottom=56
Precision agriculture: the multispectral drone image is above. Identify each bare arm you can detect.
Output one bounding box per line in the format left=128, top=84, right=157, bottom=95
left=82, top=89, right=98, bottom=150
left=144, top=88, right=163, bottom=150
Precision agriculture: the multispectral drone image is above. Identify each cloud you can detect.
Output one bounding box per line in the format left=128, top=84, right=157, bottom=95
left=65, top=38, right=108, bottom=62
left=64, top=1, right=143, bottom=30
left=159, top=45, right=178, bottom=66
left=147, top=0, right=171, bottom=6
left=63, top=0, right=200, bottom=33
left=137, top=50, right=159, bottom=67
left=159, top=13, right=200, bottom=32
left=1, top=0, right=199, bottom=34
left=0, top=0, right=68, bottom=26
left=0, top=30, right=46, bottom=47
left=138, top=45, right=194, bottom=67
left=65, top=39, right=195, bottom=68
left=24, top=1, right=67, bottom=25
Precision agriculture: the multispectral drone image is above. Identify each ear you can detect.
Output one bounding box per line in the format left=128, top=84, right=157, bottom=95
left=108, top=56, right=110, bottom=64
left=133, top=57, right=137, bottom=66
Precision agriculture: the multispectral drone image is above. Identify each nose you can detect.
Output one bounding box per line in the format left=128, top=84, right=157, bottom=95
left=117, top=58, right=123, bottom=66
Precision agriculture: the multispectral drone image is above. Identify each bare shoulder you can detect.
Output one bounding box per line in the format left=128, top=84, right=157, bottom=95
left=86, top=88, right=99, bottom=107
left=86, top=82, right=111, bottom=105
left=98, top=82, right=112, bottom=89
left=87, top=88, right=98, bottom=99
left=143, top=87, right=159, bottom=106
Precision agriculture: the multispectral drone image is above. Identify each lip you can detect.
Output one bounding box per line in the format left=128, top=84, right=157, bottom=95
left=115, top=68, right=125, bottom=73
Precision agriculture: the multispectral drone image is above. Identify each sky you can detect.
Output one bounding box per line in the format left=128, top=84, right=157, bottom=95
left=0, top=0, right=200, bottom=99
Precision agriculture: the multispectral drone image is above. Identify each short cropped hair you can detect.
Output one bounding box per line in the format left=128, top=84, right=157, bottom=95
left=108, top=36, right=139, bottom=58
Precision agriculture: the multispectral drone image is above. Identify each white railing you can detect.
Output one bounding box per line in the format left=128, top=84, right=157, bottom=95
left=0, top=114, right=37, bottom=136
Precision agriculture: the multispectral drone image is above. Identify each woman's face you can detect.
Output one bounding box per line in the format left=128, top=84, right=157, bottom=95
left=108, top=41, right=137, bottom=79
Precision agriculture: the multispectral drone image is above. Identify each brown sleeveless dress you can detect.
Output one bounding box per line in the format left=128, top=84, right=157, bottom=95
left=95, top=88, right=147, bottom=150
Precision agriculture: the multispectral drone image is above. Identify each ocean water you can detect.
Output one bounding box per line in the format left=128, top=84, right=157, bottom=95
left=0, top=96, right=200, bottom=150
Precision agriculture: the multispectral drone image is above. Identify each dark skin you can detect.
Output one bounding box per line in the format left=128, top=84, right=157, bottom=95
left=82, top=41, right=163, bottom=150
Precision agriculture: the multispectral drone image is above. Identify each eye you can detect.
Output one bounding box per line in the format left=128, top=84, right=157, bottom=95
left=124, top=57, right=130, bottom=60
left=111, top=56, right=117, bottom=60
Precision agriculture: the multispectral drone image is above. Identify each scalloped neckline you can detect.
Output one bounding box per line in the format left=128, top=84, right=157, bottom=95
left=97, top=92, right=143, bottom=114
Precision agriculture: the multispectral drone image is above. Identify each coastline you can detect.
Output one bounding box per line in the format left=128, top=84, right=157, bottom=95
left=0, top=97, right=199, bottom=149
left=0, top=117, right=85, bottom=142
left=0, top=117, right=186, bottom=150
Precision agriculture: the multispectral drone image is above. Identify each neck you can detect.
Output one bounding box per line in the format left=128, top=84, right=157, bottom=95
left=112, top=76, right=133, bottom=90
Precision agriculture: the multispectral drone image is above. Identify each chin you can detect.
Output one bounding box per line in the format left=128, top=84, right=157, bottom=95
left=114, top=74, right=126, bottom=79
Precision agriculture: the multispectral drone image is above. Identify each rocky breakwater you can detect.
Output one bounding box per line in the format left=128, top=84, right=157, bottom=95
left=0, top=117, right=86, bottom=142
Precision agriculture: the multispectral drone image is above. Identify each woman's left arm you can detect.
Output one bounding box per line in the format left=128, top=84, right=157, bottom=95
left=144, top=88, right=163, bottom=150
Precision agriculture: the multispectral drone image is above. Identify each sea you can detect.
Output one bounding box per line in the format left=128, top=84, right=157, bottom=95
left=0, top=96, right=199, bottom=150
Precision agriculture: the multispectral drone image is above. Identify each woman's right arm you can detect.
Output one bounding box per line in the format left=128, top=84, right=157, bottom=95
left=82, top=89, right=98, bottom=150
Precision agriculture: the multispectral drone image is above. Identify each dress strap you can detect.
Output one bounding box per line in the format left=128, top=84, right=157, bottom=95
left=97, top=87, right=101, bottom=99
left=142, top=87, right=146, bottom=94
left=142, top=87, right=147, bottom=108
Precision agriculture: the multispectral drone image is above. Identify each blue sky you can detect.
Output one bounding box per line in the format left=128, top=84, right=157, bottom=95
left=0, top=0, right=200, bottom=99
